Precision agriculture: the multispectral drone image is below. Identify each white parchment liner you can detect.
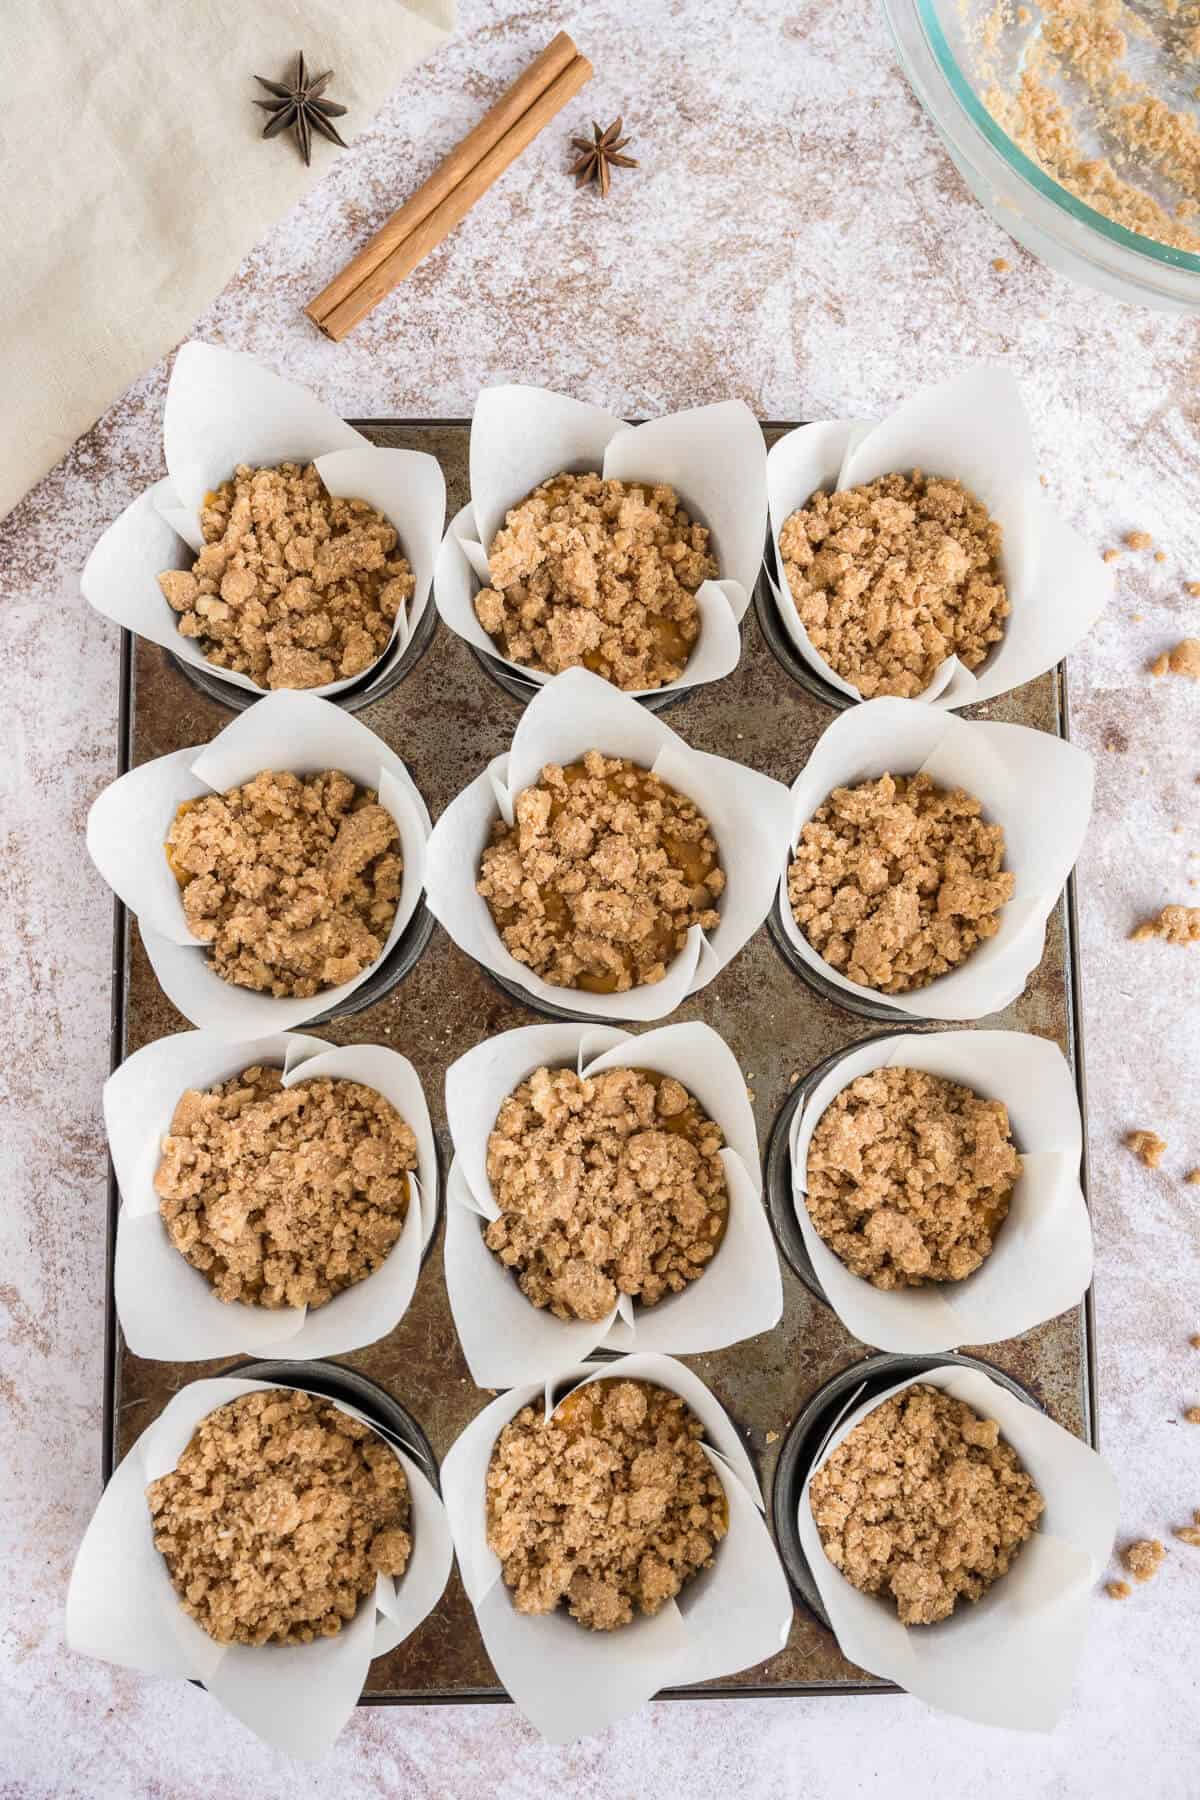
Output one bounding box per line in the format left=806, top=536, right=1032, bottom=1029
left=107, top=1031, right=439, bottom=1361
left=765, top=369, right=1112, bottom=707
left=441, top=1352, right=792, bottom=1744
left=66, top=1376, right=454, bottom=1761
left=776, top=698, right=1094, bottom=1021
left=799, top=1364, right=1118, bottom=1730
left=425, top=667, right=793, bottom=1022
left=788, top=1030, right=1092, bottom=1353
left=85, top=689, right=430, bottom=1035
left=433, top=384, right=767, bottom=696
left=443, top=1021, right=782, bottom=1385
left=82, top=341, right=446, bottom=700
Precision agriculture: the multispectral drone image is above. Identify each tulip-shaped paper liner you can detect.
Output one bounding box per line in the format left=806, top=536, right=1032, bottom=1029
left=66, top=1376, right=454, bottom=1761
left=82, top=341, right=446, bottom=699
left=441, top=1353, right=792, bottom=1743
left=434, top=385, right=767, bottom=695
left=788, top=1030, right=1092, bottom=1353
left=776, top=698, right=1094, bottom=1021
left=444, top=1021, right=782, bottom=1385
left=85, top=690, right=430, bottom=1035
left=765, top=369, right=1112, bottom=706
left=425, top=667, right=793, bottom=1021
left=107, top=1032, right=439, bottom=1361
left=798, top=1363, right=1118, bottom=1730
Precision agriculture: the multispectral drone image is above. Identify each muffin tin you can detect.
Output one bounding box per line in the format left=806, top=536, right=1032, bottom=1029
left=101, top=420, right=1097, bottom=1704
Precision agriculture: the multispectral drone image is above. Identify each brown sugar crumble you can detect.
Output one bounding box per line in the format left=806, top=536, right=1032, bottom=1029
left=1186, top=1407, right=1200, bottom=1424
left=477, top=752, right=724, bottom=994
left=485, top=1378, right=727, bottom=1631
left=1106, top=1579, right=1132, bottom=1599
left=1122, top=1538, right=1165, bottom=1584
left=992, top=256, right=1010, bottom=271
left=787, top=772, right=1013, bottom=994
left=810, top=1384, right=1043, bottom=1626
left=1130, top=905, right=1200, bottom=945
left=805, top=1068, right=1020, bottom=1290
left=1125, top=530, right=1154, bottom=552
left=1187, top=582, right=1200, bottom=598
left=1176, top=1525, right=1200, bottom=1546
left=1187, top=1174, right=1200, bottom=1189
left=483, top=1065, right=728, bottom=1322
left=1150, top=639, right=1200, bottom=679
left=166, top=769, right=401, bottom=997
left=1125, top=1128, right=1167, bottom=1168
left=158, top=463, right=413, bottom=690
left=154, top=1066, right=417, bottom=1309
left=146, top=1389, right=410, bottom=1647
left=977, top=2, right=1200, bottom=253
left=474, top=473, right=717, bottom=691
left=778, top=474, right=1008, bottom=699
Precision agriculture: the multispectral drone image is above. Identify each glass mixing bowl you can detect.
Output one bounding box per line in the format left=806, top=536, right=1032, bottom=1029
left=880, top=0, right=1200, bottom=312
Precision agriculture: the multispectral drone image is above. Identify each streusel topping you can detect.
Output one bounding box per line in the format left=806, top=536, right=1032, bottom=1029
left=158, top=462, right=414, bottom=690
left=477, top=751, right=724, bottom=993
left=146, top=1390, right=411, bottom=1647
left=166, top=768, right=401, bottom=997
left=155, top=1066, right=417, bottom=1309
left=810, top=1383, right=1043, bottom=1626
left=486, top=1378, right=727, bottom=1631
left=787, top=772, right=1013, bottom=993
left=483, top=1064, right=728, bottom=1322
left=805, top=1067, right=1020, bottom=1289
left=779, top=473, right=1008, bottom=698
left=473, top=472, right=717, bottom=690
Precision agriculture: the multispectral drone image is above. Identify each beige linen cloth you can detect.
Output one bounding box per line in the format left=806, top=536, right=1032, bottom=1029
left=0, top=0, right=455, bottom=523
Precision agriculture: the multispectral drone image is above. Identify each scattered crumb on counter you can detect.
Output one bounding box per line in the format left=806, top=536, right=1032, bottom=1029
left=766, top=1429, right=779, bottom=1445
left=1186, top=1174, right=1200, bottom=1189
left=1175, top=1526, right=1200, bottom=1547
left=1125, top=530, right=1153, bottom=551
left=1150, top=639, right=1200, bottom=679
left=1187, top=582, right=1200, bottom=597
left=1102, top=548, right=1121, bottom=564
left=992, top=256, right=1009, bottom=271
left=1155, top=551, right=1167, bottom=564
left=1122, top=1539, right=1165, bottom=1583
left=1125, top=1129, right=1167, bottom=1168
left=1106, top=1579, right=1131, bottom=1599
left=1186, top=1408, right=1200, bottom=1424
left=1130, top=906, right=1200, bottom=945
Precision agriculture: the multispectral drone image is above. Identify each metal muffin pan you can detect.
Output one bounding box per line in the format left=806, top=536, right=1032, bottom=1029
left=102, top=421, right=1097, bottom=1705
left=769, top=1350, right=1045, bottom=1631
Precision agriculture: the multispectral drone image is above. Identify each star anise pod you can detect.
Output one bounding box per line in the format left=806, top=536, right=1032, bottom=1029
left=569, top=117, right=638, bottom=198
left=254, top=51, right=348, bottom=167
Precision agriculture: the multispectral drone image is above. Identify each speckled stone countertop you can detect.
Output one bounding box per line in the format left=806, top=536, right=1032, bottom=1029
left=2, top=2, right=1198, bottom=1793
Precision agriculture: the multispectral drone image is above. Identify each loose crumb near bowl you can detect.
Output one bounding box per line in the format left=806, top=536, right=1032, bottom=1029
left=473, top=473, right=717, bottom=691
left=477, top=751, right=724, bottom=994
left=146, top=1389, right=410, bottom=1646
left=778, top=473, right=1008, bottom=699
left=809, top=1383, right=1043, bottom=1626
left=787, top=772, right=1013, bottom=994
left=1149, top=639, right=1200, bottom=679
left=165, top=769, right=401, bottom=998
left=804, top=1066, right=1020, bottom=1289
left=482, top=1064, right=728, bottom=1322
left=485, top=1377, right=727, bottom=1631
left=154, top=1066, right=417, bottom=1308
left=158, top=462, right=413, bottom=690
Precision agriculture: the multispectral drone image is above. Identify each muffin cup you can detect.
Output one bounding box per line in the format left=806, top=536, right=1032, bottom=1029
left=440, top=1352, right=792, bottom=1744
left=775, top=697, right=1094, bottom=1021
left=425, top=667, right=793, bottom=1022
left=81, top=342, right=446, bottom=705
left=433, top=384, right=767, bottom=699
left=764, top=369, right=1112, bottom=707
left=781, top=1029, right=1092, bottom=1352
left=86, top=689, right=431, bottom=1035
left=790, top=1359, right=1117, bottom=1730
left=443, top=1021, right=782, bottom=1386
left=106, top=1030, right=439, bottom=1361
left=65, top=1372, right=454, bottom=1760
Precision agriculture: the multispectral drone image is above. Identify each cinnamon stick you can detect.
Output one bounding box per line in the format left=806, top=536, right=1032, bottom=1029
left=306, top=33, right=592, bottom=341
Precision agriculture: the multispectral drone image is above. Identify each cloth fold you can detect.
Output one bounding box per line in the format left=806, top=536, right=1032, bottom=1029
left=0, top=0, right=455, bottom=522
